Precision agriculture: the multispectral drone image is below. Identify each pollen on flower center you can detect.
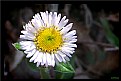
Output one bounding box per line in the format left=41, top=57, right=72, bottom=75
left=34, top=26, right=63, bottom=53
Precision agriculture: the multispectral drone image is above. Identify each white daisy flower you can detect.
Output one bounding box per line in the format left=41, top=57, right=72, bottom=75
left=19, top=11, right=77, bottom=67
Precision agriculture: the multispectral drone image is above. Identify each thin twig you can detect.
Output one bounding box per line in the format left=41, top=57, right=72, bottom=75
left=49, top=66, right=55, bottom=79
left=79, top=41, right=115, bottom=47
left=104, top=47, right=119, bottom=51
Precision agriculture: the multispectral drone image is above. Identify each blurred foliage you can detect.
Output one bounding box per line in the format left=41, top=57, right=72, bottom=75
left=97, top=50, right=106, bottom=61
left=55, top=62, right=75, bottom=79
left=85, top=51, right=96, bottom=65
left=100, top=18, right=119, bottom=47
left=39, top=67, right=50, bottom=79
left=26, top=58, right=40, bottom=72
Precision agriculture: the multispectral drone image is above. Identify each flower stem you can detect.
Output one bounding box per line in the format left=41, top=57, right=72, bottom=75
left=39, top=67, right=50, bottom=79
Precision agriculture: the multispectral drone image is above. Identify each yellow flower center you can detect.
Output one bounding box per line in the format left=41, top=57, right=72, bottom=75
left=34, top=26, right=63, bottom=54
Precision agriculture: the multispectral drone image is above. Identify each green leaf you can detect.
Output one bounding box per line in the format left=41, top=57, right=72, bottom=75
left=13, top=42, right=21, bottom=50
left=54, top=62, right=75, bottom=79
left=26, top=58, right=40, bottom=71
left=100, top=18, right=119, bottom=47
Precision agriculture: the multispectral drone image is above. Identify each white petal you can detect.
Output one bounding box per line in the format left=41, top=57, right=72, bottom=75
left=24, top=24, right=28, bottom=30
left=20, top=35, right=32, bottom=40
left=72, top=51, right=75, bottom=54
left=58, top=51, right=66, bottom=57
left=51, top=54, right=55, bottom=67
left=46, top=53, right=51, bottom=65
left=48, top=12, right=52, bottom=26
left=54, top=54, right=62, bottom=62
left=61, top=57, right=66, bottom=63
left=20, top=35, right=28, bottom=40
left=38, top=52, right=44, bottom=63
left=68, top=39, right=77, bottom=43
left=61, top=48, right=74, bottom=54
left=59, top=16, right=66, bottom=24
left=20, top=34, right=34, bottom=40
left=45, top=62, right=48, bottom=67
left=31, top=19, right=42, bottom=29
left=64, top=37, right=77, bottom=43
left=24, top=43, right=35, bottom=53
left=25, top=44, right=36, bottom=52
left=29, top=51, right=38, bottom=62
left=58, top=19, right=69, bottom=29
left=25, top=33, right=35, bottom=39
left=40, top=12, right=46, bottom=26
left=36, top=13, right=44, bottom=26
left=64, top=43, right=77, bottom=48
left=43, top=12, right=48, bottom=24
left=65, top=53, right=72, bottom=57
left=64, top=30, right=76, bottom=38
left=20, top=35, right=25, bottom=39
left=52, top=12, right=57, bottom=26
left=36, top=62, right=40, bottom=67
left=34, top=13, right=39, bottom=20
left=45, top=11, right=49, bottom=25
left=62, top=46, right=75, bottom=51
left=60, top=23, right=73, bottom=34
left=20, top=41, right=33, bottom=45
left=45, top=54, right=49, bottom=67
left=62, top=52, right=72, bottom=57
left=64, top=56, right=70, bottom=61
left=25, top=23, right=37, bottom=34
left=58, top=16, right=66, bottom=29
left=21, top=30, right=27, bottom=34
left=62, top=19, right=69, bottom=27
left=34, top=51, right=42, bottom=63
left=26, top=49, right=36, bottom=58
left=23, top=26, right=26, bottom=29
left=20, top=41, right=33, bottom=49
left=41, top=53, right=46, bottom=66
left=45, top=53, right=49, bottom=67
left=64, top=50, right=75, bottom=55
left=72, top=36, right=77, bottom=39
left=34, top=13, right=41, bottom=20
left=20, top=41, right=30, bottom=46
left=57, top=51, right=66, bottom=63
left=57, top=14, right=61, bottom=24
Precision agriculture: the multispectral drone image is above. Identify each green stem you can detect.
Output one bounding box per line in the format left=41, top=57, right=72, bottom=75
left=39, top=67, right=50, bottom=79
